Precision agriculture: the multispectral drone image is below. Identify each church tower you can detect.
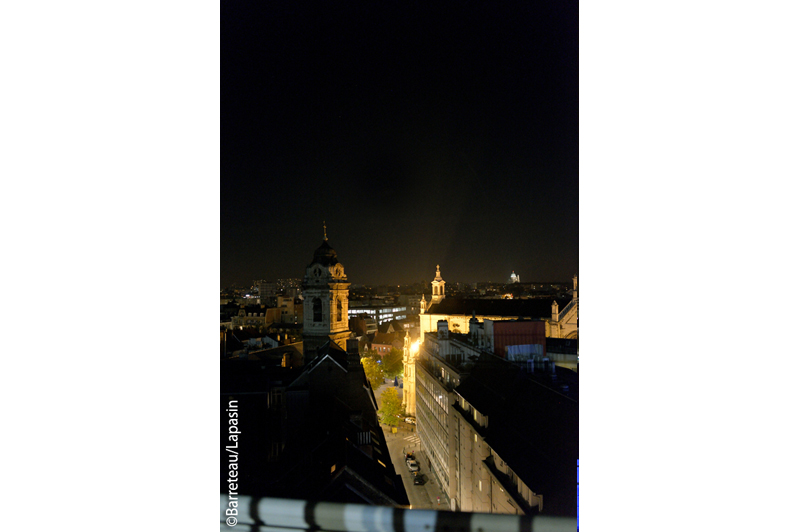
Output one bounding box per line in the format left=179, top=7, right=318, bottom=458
left=430, top=264, right=446, bottom=306
left=302, top=224, right=351, bottom=353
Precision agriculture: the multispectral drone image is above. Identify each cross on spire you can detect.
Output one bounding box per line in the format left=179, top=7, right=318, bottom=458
left=323, top=221, right=327, bottom=241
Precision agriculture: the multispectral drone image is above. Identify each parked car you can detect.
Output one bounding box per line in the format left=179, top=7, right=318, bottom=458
left=406, top=459, right=420, bottom=472
left=413, top=474, right=427, bottom=485
left=404, top=417, right=416, bottom=425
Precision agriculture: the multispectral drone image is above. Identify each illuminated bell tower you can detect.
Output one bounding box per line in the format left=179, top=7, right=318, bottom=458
left=431, top=264, right=446, bottom=306
left=302, top=223, right=351, bottom=353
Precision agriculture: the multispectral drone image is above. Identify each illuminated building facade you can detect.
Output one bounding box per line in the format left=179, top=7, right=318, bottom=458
left=414, top=321, right=578, bottom=516
left=301, top=232, right=351, bottom=353
left=347, top=304, right=408, bottom=325
left=401, top=335, right=419, bottom=416
left=370, top=331, right=402, bottom=356
left=414, top=321, right=466, bottom=511
left=548, top=275, right=578, bottom=339
left=231, top=304, right=280, bottom=329
left=420, top=275, right=578, bottom=340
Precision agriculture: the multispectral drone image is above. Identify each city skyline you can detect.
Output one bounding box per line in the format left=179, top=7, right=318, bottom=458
left=222, top=266, right=573, bottom=291
left=221, top=1, right=578, bottom=287
left=221, top=246, right=575, bottom=291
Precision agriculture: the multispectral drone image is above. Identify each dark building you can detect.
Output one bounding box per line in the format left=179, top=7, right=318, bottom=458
left=454, top=353, right=578, bottom=516
left=221, top=339, right=408, bottom=506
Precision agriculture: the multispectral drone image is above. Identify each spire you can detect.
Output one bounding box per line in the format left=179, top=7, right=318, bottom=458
left=433, top=264, right=443, bottom=282
left=323, top=221, right=328, bottom=241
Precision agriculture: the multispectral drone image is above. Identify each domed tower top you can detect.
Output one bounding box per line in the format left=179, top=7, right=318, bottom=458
left=310, top=239, right=339, bottom=267
left=308, top=221, right=339, bottom=267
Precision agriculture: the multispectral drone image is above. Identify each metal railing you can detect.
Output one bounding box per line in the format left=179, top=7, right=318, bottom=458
left=220, top=495, right=577, bottom=532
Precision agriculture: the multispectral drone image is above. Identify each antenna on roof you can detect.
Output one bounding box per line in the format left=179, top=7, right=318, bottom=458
left=323, top=221, right=328, bottom=241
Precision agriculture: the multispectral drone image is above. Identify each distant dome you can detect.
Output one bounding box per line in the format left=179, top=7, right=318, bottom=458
left=311, top=240, right=339, bottom=266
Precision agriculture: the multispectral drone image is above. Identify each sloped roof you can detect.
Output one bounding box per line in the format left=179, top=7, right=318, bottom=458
left=455, top=354, right=578, bottom=516
left=303, top=340, right=349, bottom=371
left=371, top=332, right=400, bottom=346
left=220, top=333, right=406, bottom=506
left=427, top=297, right=572, bottom=319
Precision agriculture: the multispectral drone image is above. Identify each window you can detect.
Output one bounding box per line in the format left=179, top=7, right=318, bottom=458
left=336, top=298, right=342, bottom=321
left=313, top=298, right=322, bottom=322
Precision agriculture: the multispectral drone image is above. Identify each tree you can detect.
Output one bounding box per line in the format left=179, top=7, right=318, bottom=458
left=382, top=347, right=404, bottom=379
left=378, top=387, right=402, bottom=426
left=361, top=357, right=383, bottom=390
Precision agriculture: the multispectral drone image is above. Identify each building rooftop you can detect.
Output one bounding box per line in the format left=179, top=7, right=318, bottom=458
left=454, top=353, right=578, bottom=516
left=427, top=297, right=572, bottom=319
left=545, top=337, right=578, bottom=355
left=371, top=332, right=399, bottom=346
left=221, top=340, right=408, bottom=506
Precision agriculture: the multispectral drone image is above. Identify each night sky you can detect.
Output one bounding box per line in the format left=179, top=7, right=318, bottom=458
left=222, top=1, right=578, bottom=287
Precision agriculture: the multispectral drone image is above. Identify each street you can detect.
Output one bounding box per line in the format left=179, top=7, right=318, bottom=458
left=374, top=381, right=450, bottom=511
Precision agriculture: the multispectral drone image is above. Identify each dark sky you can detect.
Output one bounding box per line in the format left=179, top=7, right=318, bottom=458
left=221, top=0, right=578, bottom=287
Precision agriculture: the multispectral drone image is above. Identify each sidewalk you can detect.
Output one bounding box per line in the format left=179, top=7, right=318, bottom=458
left=375, top=382, right=450, bottom=511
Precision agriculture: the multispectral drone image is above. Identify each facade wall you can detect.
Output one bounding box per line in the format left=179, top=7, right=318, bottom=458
left=486, top=448, right=542, bottom=513
left=414, top=329, right=551, bottom=516
left=414, top=336, right=470, bottom=509
left=486, top=320, right=546, bottom=359
left=415, top=353, right=461, bottom=507
left=453, top=394, right=540, bottom=515
left=423, top=310, right=576, bottom=344
left=302, top=261, right=351, bottom=350
left=348, top=305, right=408, bottom=325
left=402, top=340, right=416, bottom=416
left=415, top=364, right=451, bottom=497
left=232, top=307, right=281, bottom=329
left=453, top=396, right=491, bottom=512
